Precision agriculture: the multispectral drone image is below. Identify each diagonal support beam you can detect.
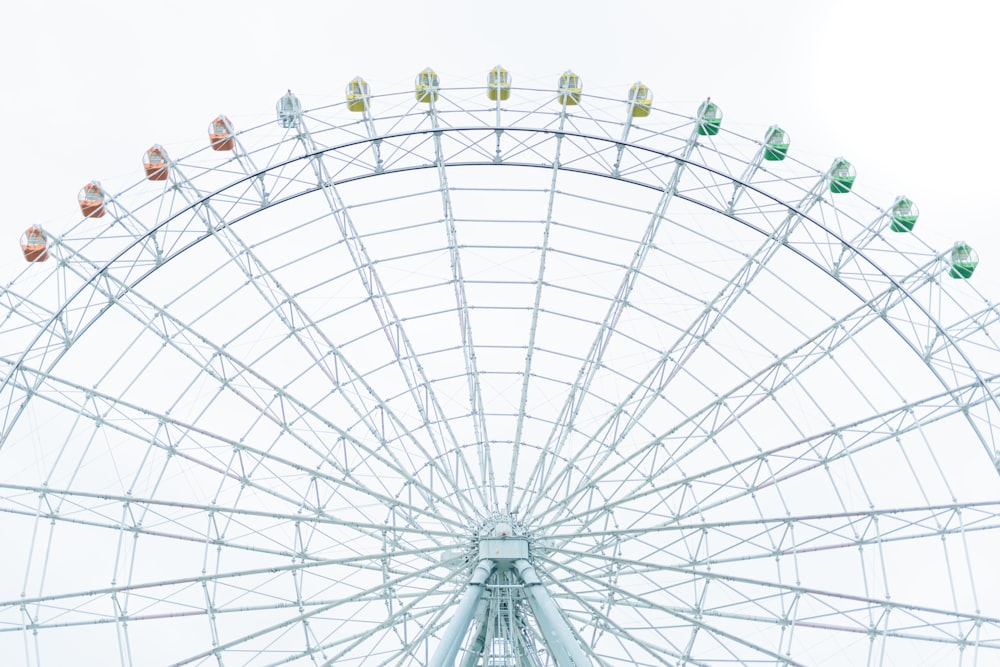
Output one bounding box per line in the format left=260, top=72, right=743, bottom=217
left=514, top=559, right=593, bottom=667
left=431, top=559, right=496, bottom=667
left=458, top=596, right=491, bottom=667
left=432, top=553, right=592, bottom=667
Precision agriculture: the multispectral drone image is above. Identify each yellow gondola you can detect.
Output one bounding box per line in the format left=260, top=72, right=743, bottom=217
left=487, top=66, right=511, bottom=102
left=346, top=76, right=371, bottom=112
left=558, top=70, right=581, bottom=105
left=415, top=68, right=439, bottom=103
left=628, top=82, right=652, bottom=117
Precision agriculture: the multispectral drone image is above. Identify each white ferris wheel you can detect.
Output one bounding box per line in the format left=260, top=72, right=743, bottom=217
left=1, top=67, right=999, bottom=666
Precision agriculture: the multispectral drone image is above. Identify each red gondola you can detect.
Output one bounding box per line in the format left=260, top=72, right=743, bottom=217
left=21, top=226, right=49, bottom=262
left=208, top=115, right=235, bottom=151
left=143, top=145, right=169, bottom=181
left=78, top=181, right=105, bottom=218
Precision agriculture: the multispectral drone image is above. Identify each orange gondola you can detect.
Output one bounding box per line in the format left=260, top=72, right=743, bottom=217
left=143, top=145, right=170, bottom=181
left=78, top=181, right=106, bottom=218
left=208, top=115, right=235, bottom=151
left=20, top=226, right=49, bottom=263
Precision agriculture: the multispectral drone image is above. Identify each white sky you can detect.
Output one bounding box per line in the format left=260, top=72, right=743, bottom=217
left=1, top=0, right=997, bottom=298
left=0, top=3, right=998, bottom=662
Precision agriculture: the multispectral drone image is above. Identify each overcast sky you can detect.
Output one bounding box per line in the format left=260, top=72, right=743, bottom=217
left=1, top=4, right=998, bottom=662
left=1, top=0, right=997, bottom=295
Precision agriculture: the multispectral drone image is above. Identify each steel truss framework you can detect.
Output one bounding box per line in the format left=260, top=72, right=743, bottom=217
left=0, top=79, right=999, bottom=666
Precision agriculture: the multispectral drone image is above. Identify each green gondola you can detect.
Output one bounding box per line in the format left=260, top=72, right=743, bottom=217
left=829, top=159, right=855, bottom=194
left=889, top=197, right=918, bottom=233
left=697, top=99, right=722, bottom=136
left=949, top=244, right=979, bottom=279
left=763, top=125, right=789, bottom=161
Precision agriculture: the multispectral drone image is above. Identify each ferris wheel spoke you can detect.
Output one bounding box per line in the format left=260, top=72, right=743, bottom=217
left=0, top=501, right=313, bottom=566
left=4, top=548, right=453, bottom=624
left=505, top=96, right=581, bottom=513
left=525, top=168, right=834, bottom=523
left=424, top=98, right=497, bottom=508
left=295, top=606, right=446, bottom=667
left=533, top=560, right=673, bottom=666
left=161, top=557, right=460, bottom=666
left=6, top=597, right=448, bottom=652
left=517, top=125, right=701, bottom=516
left=1, top=359, right=467, bottom=549
left=289, top=114, right=485, bottom=512
left=542, top=501, right=1000, bottom=586
left=164, top=162, right=479, bottom=520
left=535, top=371, right=999, bottom=539
left=2, top=489, right=455, bottom=626
left=5, top=80, right=999, bottom=665
left=556, top=550, right=1000, bottom=653
left=672, top=377, right=997, bottom=526
left=348, top=97, right=384, bottom=172
left=541, top=555, right=803, bottom=666
left=531, top=252, right=954, bottom=529
left=0, top=482, right=459, bottom=545
left=371, top=583, right=474, bottom=667
left=281, top=568, right=468, bottom=667
left=108, top=294, right=463, bottom=524
left=541, top=574, right=708, bottom=666
left=237, top=561, right=466, bottom=667
left=39, top=177, right=473, bottom=527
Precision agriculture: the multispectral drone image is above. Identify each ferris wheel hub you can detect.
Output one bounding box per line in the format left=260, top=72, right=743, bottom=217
left=472, top=512, right=534, bottom=568
left=478, top=534, right=530, bottom=567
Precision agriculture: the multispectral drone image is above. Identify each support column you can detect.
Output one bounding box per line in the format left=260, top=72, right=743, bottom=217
left=458, top=597, right=491, bottom=667
left=513, top=559, right=592, bottom=667
left=430, top=559, right=496, bottom=667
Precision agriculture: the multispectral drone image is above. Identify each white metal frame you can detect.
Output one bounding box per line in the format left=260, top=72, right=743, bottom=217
left=0, top=79, right=998, bottom=666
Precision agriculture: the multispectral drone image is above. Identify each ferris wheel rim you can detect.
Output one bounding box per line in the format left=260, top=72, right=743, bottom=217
left=2, top=77, right=999, bottom=666
left=4, top=124, right=971, bottom=366
left=14, top=120, right=998, bottom=475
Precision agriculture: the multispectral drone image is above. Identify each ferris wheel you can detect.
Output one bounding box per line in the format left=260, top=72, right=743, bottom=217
left=1, top=66, right=1000, bottom=666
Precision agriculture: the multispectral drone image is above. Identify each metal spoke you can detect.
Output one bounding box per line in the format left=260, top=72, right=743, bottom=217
left=536, top=372, right=1000, bottom=536
left=530, top=253, right=982, bottom=529
left=526, top=166, right=834, bottom=523
left=2, top=79, right=997, bottom=666
left=427, top=96, right=496, bottom=509
left=517, top=122, right=700, bottom=516
left=542, top=551, right=1000, bottom=651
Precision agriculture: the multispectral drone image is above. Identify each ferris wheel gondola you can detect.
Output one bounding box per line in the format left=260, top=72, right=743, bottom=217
left=2, top=69, right=999, bottom=666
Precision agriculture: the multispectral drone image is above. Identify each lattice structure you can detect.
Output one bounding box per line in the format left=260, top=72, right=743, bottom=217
left=1, top=71, right=999, bottom=666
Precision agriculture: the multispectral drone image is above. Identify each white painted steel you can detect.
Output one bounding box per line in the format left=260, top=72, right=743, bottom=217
left=0, top=79, right=998, bottom=666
